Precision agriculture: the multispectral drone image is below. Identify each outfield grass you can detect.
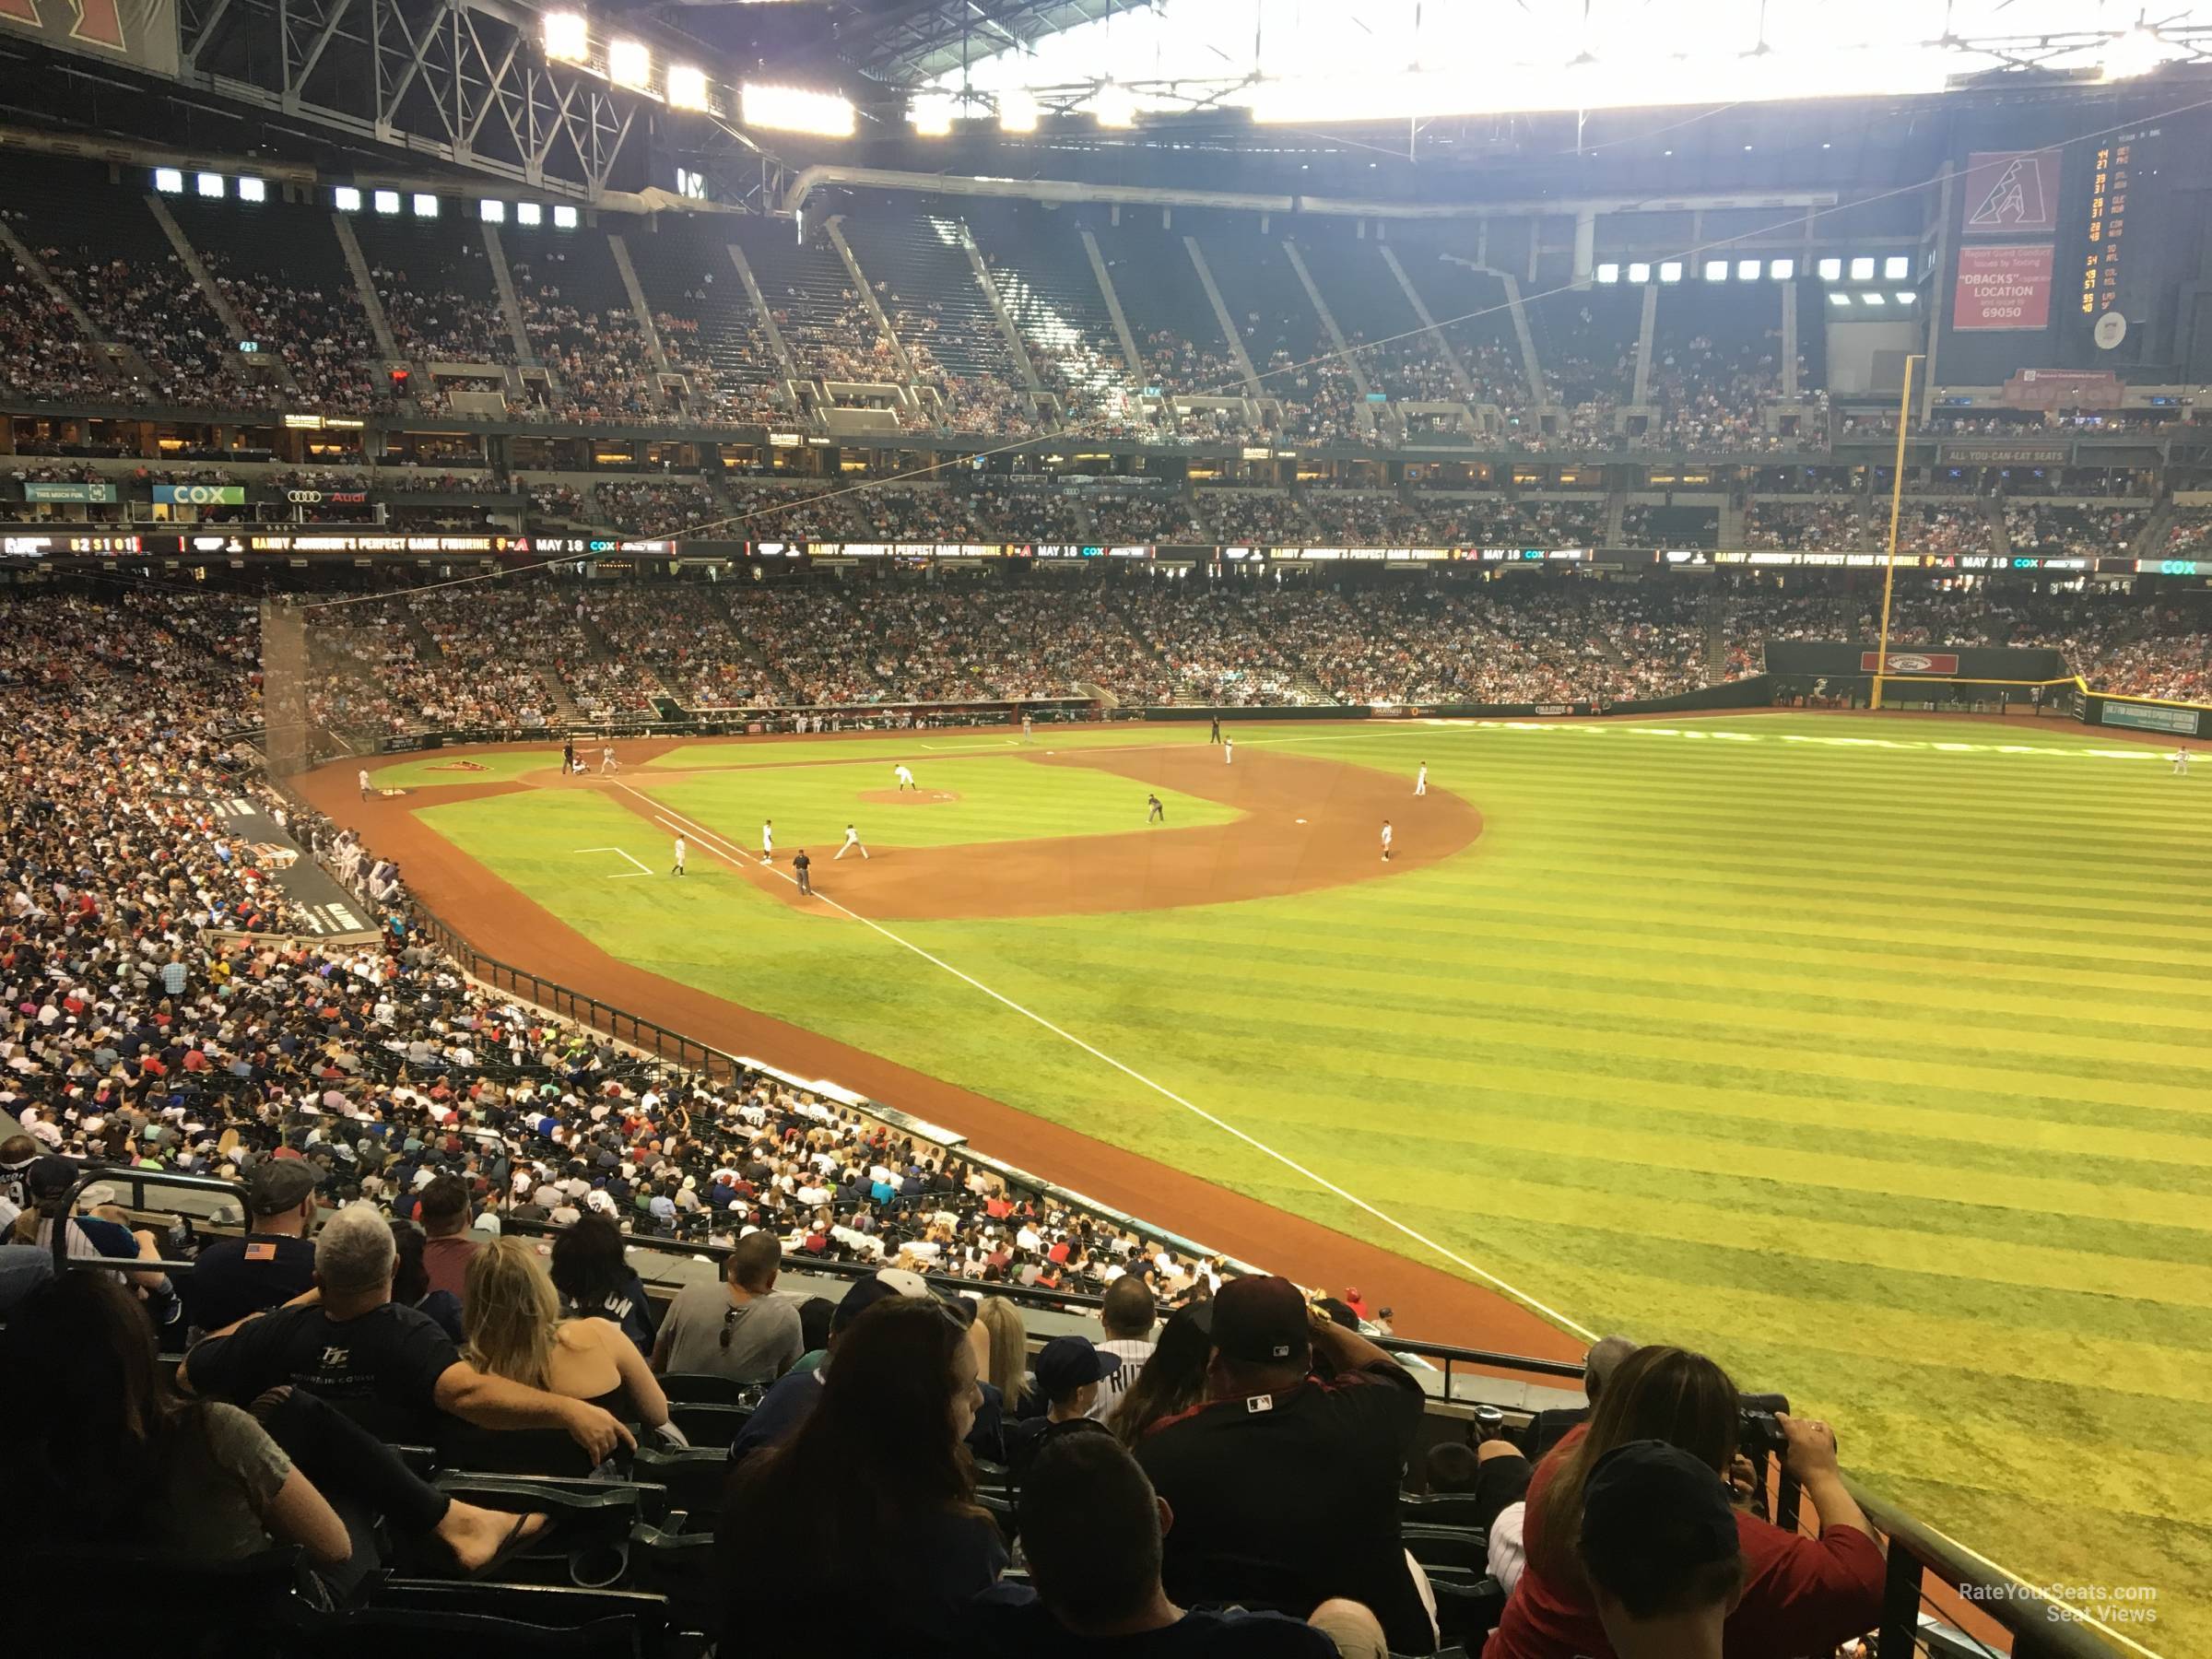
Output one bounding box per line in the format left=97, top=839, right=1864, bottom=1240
left=413, top=714, right=2212, bottom=1652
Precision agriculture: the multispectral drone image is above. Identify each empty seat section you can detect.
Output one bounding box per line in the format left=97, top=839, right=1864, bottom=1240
left=964, top=200, right=1150, bottom=437
left=627, top=217, right=784, bottom=420
left=841, top=206, right=1032, bottom=434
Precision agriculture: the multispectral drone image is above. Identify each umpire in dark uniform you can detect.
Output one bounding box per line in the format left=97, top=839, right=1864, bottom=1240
left=794, top=849, right=812, bottom=896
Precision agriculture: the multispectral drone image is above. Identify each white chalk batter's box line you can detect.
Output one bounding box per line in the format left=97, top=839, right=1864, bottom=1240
left=575, top=845, right=653, bottom=877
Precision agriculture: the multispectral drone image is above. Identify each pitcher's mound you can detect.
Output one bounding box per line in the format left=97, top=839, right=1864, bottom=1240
left=861, top=788, right=963, bottom=806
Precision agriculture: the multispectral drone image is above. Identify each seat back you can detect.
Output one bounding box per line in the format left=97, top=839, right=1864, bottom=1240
left=629, top=1444, right=733, bottom=1525
left=627, top=1523, right=722, bottom=1636
left=666, top=1399, right=752, bottom=1444
left=657, top=1371, right=756, bottom=1406
left=359, top=1579, right=669, bottom=1656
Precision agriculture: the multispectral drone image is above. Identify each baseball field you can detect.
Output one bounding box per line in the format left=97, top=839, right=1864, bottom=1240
left=318, top=712, right=2210, bottom=1651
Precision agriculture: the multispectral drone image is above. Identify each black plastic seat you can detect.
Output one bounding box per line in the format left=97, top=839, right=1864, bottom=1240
left=1403, top=1524, right=1488, bottom=1571
left=665, top=1399, right=752, bottom=1445
left=429, top=1471, right=664, bottom=1587
left=656, top=1371, right=752, bottom=1406
left=629, top=1443, right=732, bottom=1525
left=626, top=1523, right=722, bottom=1636
left=1399, top=1491, right=1491, bottom=1528
left=355, top=1579, right=669, bottom=1657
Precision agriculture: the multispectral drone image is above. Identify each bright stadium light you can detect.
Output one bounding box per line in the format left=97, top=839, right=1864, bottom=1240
left=740, top=84, right=855, bottom=135
left=237, top=177, right=267, bottom=203
left=1884, top=254, right=1912, bottom=280
left=608, top=39, right=651, bottom=89
left=1703, top=260, right=1728, bottom=282
left=1735, top=258, right=1759, bottom=280
left=412, top=193, right=439, bottom=218
left=517, top=202, right=543, bottom=226
left=543, top=10, right=588, bottom=64
left=373, top=189, right=401, bottom=214
left=911, top=94, right=957, bottom=135
left=1828, top=292, right=1851, bottom=307
left=1860, top=292, right=1887, bottom=306
left=1769, top=257, right=1794, bottom=279
left=152, top=168, right=183, bottom=194
left=1849, top=256, right=1875, bottom=280
left=480, top=199, right=506, bottom=222
left=1594, top=263, right=1620, bottom=284
left=335, top=185, right=362, bottom=211
left=999, top=88, right=1040, bottom=132
left=1627, top=262, right=1652, bottom=283
left=667, top=65, right=711, bottom=111
left=1657, top=261, right=1682, bottom=283
left=195, top=171, right=225, bottom=198
left=553, top=205, right=579, bottom=229
left=2101, top=23, right=2166, bottom=80
left=1817, top=257, right=1841, bottom=279
left=1895, top=290, right=1918, bottom=305
left=1091, top=81, right=1137, bottom=127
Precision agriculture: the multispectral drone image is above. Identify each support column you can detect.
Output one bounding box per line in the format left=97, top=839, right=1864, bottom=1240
left=1081, top=228, right=1147, bottom=382
left=1183, top=235, right=1264, bottom=394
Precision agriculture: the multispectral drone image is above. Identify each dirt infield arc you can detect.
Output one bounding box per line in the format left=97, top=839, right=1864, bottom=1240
left=607, top=743, right=1484, bottom=919
left=302, top=734, right=1571, bottom=1359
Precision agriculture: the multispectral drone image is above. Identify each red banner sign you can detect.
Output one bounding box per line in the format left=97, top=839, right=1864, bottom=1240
left=1952, top=243, right=2053, bottom=332
left=1862, top=652, right=1960, bottom=676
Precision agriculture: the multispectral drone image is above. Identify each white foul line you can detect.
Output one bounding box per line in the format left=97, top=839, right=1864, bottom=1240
left=576, top=844, right=654, bottom=877
left=616, top=781, right=1596, bottom=1341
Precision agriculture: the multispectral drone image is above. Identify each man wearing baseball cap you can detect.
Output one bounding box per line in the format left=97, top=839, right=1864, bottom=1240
left=183, top=1158, right=321, bottom=1335
left=1579, top=1441, right=1749, bottom=1659
left=1004, top=1335, right=1119, bottom=1472
left=1135, top=1275, right=1431, bottom=1653
left=730, top=1265, right=942, bottom=1457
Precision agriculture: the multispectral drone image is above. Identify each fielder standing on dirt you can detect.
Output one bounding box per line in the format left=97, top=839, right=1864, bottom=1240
left=760, top=818, right=775, bottom=865
left=1381, top=820, right=1394, bottom=862
left=836, top=823, right=869, bottom=860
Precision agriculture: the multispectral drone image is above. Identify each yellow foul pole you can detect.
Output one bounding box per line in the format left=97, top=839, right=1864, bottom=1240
left=1871, top=353, right=1923, bottom=712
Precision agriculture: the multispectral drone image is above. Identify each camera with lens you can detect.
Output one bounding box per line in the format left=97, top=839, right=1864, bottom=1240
left=1738, top=1399, right=1790, bottom=1459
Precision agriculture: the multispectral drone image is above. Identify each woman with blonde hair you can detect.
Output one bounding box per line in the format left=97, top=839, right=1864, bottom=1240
left=459, top=1238, right=677, bottom=1463
left=972, top=1291, right=1029, bottom=1407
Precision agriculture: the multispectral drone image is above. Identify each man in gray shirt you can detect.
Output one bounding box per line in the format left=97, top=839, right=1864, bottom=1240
left=652, top=1230, right=802, bottom=1382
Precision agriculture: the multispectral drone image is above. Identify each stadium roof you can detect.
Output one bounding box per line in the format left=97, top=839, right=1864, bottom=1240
left=831, top=0, right=1120, bottom=86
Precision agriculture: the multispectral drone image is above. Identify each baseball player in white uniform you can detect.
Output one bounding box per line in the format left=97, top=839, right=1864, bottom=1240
left=1416, top=762, right=1427, bottom=796
left=836, top=823, right=869, bottom=860
left=1224, top=736, right=1234, bottom=767
left=2174, top=747, right=2192, bottom=775
left=760, top=819, right=775, bottom=864
left=358, top=768, right=372, bottom=799
left=894, top=764, right=916, bottom=792
left=1021, top=713, right=1034, bottom=743
left=599, top=745, right=618, bottom=774
left=671, top=836, right=687, bottom=877
left=1381, top=819, right=1394, bottom=862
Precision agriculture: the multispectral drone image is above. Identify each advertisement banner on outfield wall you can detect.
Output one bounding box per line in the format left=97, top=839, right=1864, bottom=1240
left=1860, top=652, right=1961, bottom=675
left=0, top=0, right=178, bottom=76
left=2099, top=700, right=2201, bottom=736
left=24, top=482, right=117, bottom=502
left=155, top=484, right=246, bottom=506
left=1952, top=243, right=2054, bottom=331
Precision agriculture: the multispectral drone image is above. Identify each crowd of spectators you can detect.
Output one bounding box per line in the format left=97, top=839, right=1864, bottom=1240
left=1743, top=500, right=1864, bottom=550
left=1897, top=501, right=1991, bottom=556
left=2002, top=501, right=2147, bottom=557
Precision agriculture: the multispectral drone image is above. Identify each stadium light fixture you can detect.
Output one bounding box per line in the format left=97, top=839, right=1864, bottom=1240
left=1594, top=263, right=1620, bottom=284
left=1703, top=260, right=1728, bottom=282
left=1628, top=262, right=1653, bottom=283
left=1092, top=81, right=1137, bottom=127
left=1736, top=258, right=1759, bottom=280
left=1827, top=292, right=1851, bottom=307
left=373, top=189, right=401, bottom=214
left=1770, top=257, right=1794, bottom=279
left=2101, top=23, right=2166, bottom=80
left=667, top=65, right=711, bottom=111
left=553, top=205, right=579, bottom=229
left=195, top=171, right=225, bottom=198
left=516, top=202, right=543, bottom=226
left=543, top=10, right=589, bottom=65
left=999, top=88, right=1040, bottom=133
left=1817, top=257, right=1841, bottom=280
left=479, top=199, right=506, bottom=223
left=1849, top=256, right=1875, bottom=280
left=1657, top=261, right=1682, bottom=283
left=1883, top=254, right=1911, bottom=280
left=740, top=84, right=855, bottom=136
left=335, top=186, right=362, bottom=212
left=1860, top=292, right=1887, bottom=306
left=152, top=168, right=183, bottom=194
left=412, top=193, right=439, bottom=218
left=911, top=94, right=957, bottom=135
left=237, top=177, right=266, bottom=203
left=1895, top=291, right=1918, bottom=305
left=608, top=40, right=651, bottom=89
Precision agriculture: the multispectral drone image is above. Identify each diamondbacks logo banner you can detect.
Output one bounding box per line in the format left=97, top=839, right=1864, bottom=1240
left=1962, top=151, right=2058, bottom=235
left=1861, top=652, right=1960, bottom=676
left=0, top=0, right=178, bottom=76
